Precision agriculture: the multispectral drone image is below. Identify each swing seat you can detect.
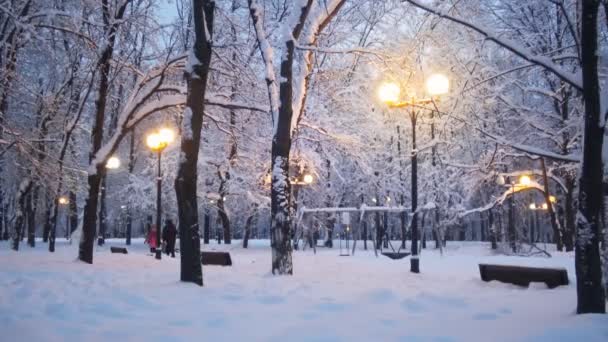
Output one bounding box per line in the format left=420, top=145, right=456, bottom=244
left=381, top=252, right=411, bottom=260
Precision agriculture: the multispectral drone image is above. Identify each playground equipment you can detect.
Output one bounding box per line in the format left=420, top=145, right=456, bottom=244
left=294, top=204, right=433, bottom=259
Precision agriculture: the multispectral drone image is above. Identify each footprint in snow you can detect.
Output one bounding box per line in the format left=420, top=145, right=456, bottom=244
left=315, top=301, right=348, bottom=312
left=366, top=288, right=397, bottom=303
left=401, top=299, right=426, bottom=313
left=472, top=312, right=499, bottom=320
left=256, top=295, right=285, bottom=304
left=221, top=294, right=243, bottom=302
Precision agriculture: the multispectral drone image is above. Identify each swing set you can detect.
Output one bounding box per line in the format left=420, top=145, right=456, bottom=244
left=294, top=204, right=425, bottom=259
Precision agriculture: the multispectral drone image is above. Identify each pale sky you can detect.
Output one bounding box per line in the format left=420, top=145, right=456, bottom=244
left=157, top=0, right=179, bottom=25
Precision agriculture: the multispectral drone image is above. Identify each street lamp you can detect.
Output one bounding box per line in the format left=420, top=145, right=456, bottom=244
left=378, top=73, right=449, bottom=274
left=106, top=156, right=121, bottom=169
left=518, top=175, right=531, bottom=187
left=98, top=156, right=121, bottom=246
left=146, top=127, right=175, bottom=260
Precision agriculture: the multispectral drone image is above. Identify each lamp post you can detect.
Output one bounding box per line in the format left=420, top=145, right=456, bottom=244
left=146, top=128, right=174, bottom=260
left=57, top=196, right=69, bottom=241
left=98, top=156, right=121, bottom=246
left=291, top=171, right=313, bottom=250
left=378, top=73, right=449, bottom=273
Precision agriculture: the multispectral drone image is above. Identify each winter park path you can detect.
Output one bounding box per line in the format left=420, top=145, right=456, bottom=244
left=0, top=240, right=606, bottom=341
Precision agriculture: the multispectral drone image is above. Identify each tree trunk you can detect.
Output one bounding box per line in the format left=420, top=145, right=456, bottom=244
left=12, top=180, right=32, bottom=251
left=126, top=130, right=136, bottom=246
left=174, top=0, right=214, bottom=286
left=43, top=196, right=51, bottom=243
left=540, top=158, right=563, bottom=251
left=217, top=172, right=231, bottom=244
left=325, top=159, right=333, bottom=248
left=203, top=212, right=210, bottom=244
left=421, top=212, right=426, bottom=249
left=26, top=190, right=36, bottom=247
left=564, top=174, right=575, bottom=251
left=98, top=175, right=107, bottom=246
left=508, top=187, right=516, bottom=252
left=243, top=211, right=256, bottom=249
left=480, top=212, right=486, bottom=242
left=575, top=0, right=605, bottom=314
left=78, top=1, right=128, bottom=263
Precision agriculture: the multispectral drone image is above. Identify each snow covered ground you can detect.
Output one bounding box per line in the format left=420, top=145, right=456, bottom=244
left=1, top=239, right=606, bottom=342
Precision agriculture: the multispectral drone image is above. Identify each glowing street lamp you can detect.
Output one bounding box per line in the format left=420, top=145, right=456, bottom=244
left=378, top=73, right=450, bottom=274
left=106, top=156, right=121, bottom=169
left=529, top=203, right=537, bottom=210
left=303, top=173, right=314, bottom=185
left=146, top=127, right=175, bottom=260
left=58, top=196, right=69, bottom=205
left=378, top=82, right=401, bottom=105
left=518, top=175, right=531, bottom=187
left=425, top=74, right=450, bottom=96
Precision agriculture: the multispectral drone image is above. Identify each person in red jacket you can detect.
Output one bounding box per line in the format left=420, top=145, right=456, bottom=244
left=146, top=224, right=158, bottom=253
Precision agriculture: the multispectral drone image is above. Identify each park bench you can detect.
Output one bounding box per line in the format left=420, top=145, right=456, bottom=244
left=201, top=251, right=232, bottom=266
left=478, top=264, right=568, bottom=288
left=110, top=246, right=128, bottom=254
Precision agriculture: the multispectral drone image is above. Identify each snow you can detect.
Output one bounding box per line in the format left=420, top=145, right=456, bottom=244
left=182, top=107, right=194, bottom=140
left=1, top=239, right=606, bottom=341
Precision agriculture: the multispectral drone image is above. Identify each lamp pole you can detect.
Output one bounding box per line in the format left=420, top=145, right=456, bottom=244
left=509, top=180, right=516, bottom=252
left=146, top=128, right=174, bottom=260
left=410, top=109, right=419, bottom=273
left=377, top=74, right=449, bottom=274
left=155, top=149, right=162, bottom=260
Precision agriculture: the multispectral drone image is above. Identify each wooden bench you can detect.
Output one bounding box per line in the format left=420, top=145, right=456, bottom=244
left=479, top=264, right=568, bottom=288
left=201, top=251, right=232, bottom=266
left=110, top=246, right=128, bottom=254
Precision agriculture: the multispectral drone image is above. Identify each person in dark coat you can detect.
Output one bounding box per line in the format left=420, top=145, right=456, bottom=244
left=162, top=219, right=177, bottom=257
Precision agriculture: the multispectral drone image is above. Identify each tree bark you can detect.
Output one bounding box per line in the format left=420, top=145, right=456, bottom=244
left=540, top=158, right=563, bottom=251
left=575, top=0, right=605, bottom=314
left=203, top=211, right=210, bottom=244
left=12, top=179, right=32, bottom=251
left=243, top=210, right=256, bottom=249
left=174, top=0, right=214, bottom=286
left=564, top=174, right=575, bottom=251
left=78, top=0, right=130, bottom=263
left=26, top=190, right=36, bottom=247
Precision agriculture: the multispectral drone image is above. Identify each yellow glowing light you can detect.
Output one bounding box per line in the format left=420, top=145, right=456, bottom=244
left=425, top=74, right=450, bottom=96
left=146, top=133, right=161, bottom=150
left=549, top=195, right=557, bottom=203
left=529, top=203, right=536, bottom=210
left=518, top=175, right=532, bottom=186
left=106, top=156, right=120, bottom=169
left=378, top=82, right=401, bottom=104
left=303, top=174, right=313, bottom=184
left=146, top=128, right=174, bottom=151
left=542, top=203, right=548, bottom=210
left=159, top=128, right=175, bottom=144
left=58, top=197, right=69, bottom=205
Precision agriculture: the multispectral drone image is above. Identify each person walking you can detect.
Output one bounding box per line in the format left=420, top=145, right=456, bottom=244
left=163, top=219, right=177, bottom=257
left=146, top=224, right=157, bottom=254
